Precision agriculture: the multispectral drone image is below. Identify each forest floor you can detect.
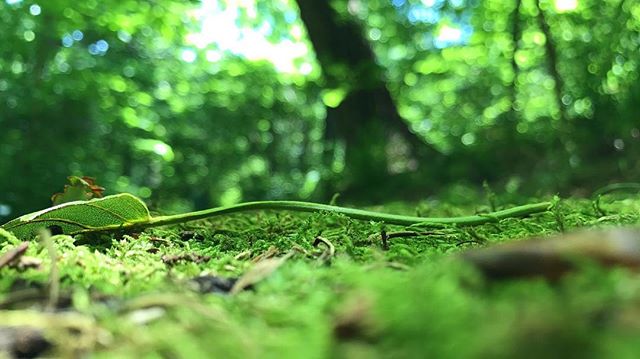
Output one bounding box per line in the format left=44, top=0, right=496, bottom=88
left=1, top=190, right=640, bottom=358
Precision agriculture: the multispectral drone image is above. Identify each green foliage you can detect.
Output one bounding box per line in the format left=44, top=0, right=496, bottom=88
left=351, top=0, right=639, bottom=182
left=1, top=193, right=150, bottom=239
left=0, top=0, right=638, bottom=219
left=0, top=0, right=325, bottom=219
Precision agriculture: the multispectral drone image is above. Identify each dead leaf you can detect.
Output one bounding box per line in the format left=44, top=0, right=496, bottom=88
left=12, top=257, right=42, bottom=271
left=127, top=307, right=166, bottom=325
left=51, top=176, right=105, bottom=205
left=0, top=242, right=29, bottom=269
left=251, top=246, right=279, bottom=263
left=230, top=252, right=294, bottom=294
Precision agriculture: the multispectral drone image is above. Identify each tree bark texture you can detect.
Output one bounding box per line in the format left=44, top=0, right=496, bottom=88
left=295, top=0, right=442, bottom=198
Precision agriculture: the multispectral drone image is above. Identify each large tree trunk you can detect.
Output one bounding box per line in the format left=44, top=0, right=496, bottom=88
left=295, top=0, right=442, bottom=199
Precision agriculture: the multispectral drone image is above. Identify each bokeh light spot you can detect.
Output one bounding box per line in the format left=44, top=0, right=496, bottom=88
left=23, top=30, right=35, bottom=42
left=72, top=30, right=84, bottom=41
left=62, top=34, right=73, bottom=47
left=322, top=88, right=347, bottom=108
left=29, top=4, right=41, bottom=16
left=181, top=49, right=197, bottom=63
left=205, top=50, right=222, bottom=62
left=460, top=133, right=474, bottom=145
left=369, top=28, right=382, bottom=41
left=96, top=39, right=109, bottom=51
left=117, top=30, right=132, bottom=43
left=0, top=204, right=11, bottom=217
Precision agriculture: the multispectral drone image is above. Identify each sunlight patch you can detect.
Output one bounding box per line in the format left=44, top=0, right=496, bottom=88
left=181, top=49, right=197, bottom=63
left=188, top=0, right=314, bottom=74
left=554, top=0, right=578, bottom=12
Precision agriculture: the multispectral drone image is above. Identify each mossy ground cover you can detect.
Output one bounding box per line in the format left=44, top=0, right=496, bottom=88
left=1, top=192, right=640, bottom=358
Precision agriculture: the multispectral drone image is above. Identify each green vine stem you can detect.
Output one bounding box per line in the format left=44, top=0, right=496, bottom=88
left=591, top=182, right=640, bottom=216
left=144, top=200, right=552, bottom=230
left=1, top=196, right=554, bottom=238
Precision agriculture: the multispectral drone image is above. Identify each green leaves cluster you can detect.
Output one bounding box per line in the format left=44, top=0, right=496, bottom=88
left=0, top=0, right=324, bottom=218
left=0, top=0, right=638, bottom=218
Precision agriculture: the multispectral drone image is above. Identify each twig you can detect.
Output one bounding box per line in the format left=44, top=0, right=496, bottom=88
left=290, top=245, right=311, bottom=257
left=465, top=228, right=488, bottom=243
left=329, top=193, right=341, bottom=206
left=364, top=261, right=410, bottom=271
left=378, top=230, right=449, bottom=249
left=0, top=242, right=29, bottom=269
left=39, top=229, right=60, bottom=312
left=380, top=230, right=388, bottom=250
left=386, top=231, right=442, bottom=238
left=234, top=250, right=252, bottom=261
left=231, top=251, right=295, bottom=294
left=483, top=181, right=498, bottom=212
left=148, top=236, right=170, bottom=244
left=591, top=182, right=640, bottom=216
left=313, top=236, right=336, bottom=260
left=551, top=196, right=565, bottom=232
left=251, top=246, right=279, bottom=263
left=455, top=240, right=484, bottom=247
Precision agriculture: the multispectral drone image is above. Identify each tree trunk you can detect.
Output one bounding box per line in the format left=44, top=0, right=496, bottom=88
left=295, top=0, right=442, bottom=199
left=535, top=1, right=566, bottom=124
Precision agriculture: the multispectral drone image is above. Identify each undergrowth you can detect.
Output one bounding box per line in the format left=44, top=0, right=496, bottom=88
left=1, top=193, right=640, bottom=358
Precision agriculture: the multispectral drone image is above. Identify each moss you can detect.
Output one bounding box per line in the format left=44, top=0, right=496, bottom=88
left=1, top=193, right=640, bottom=357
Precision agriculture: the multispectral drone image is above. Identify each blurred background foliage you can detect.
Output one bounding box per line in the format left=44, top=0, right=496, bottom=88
left=0, top=0, right=638, bottom=219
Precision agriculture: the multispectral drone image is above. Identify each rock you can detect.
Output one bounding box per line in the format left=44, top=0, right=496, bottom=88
left=460, top=227, right=640, bottom=280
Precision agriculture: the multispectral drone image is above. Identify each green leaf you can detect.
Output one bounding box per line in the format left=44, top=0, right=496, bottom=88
left=1, top=194, right=151, bottom=240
